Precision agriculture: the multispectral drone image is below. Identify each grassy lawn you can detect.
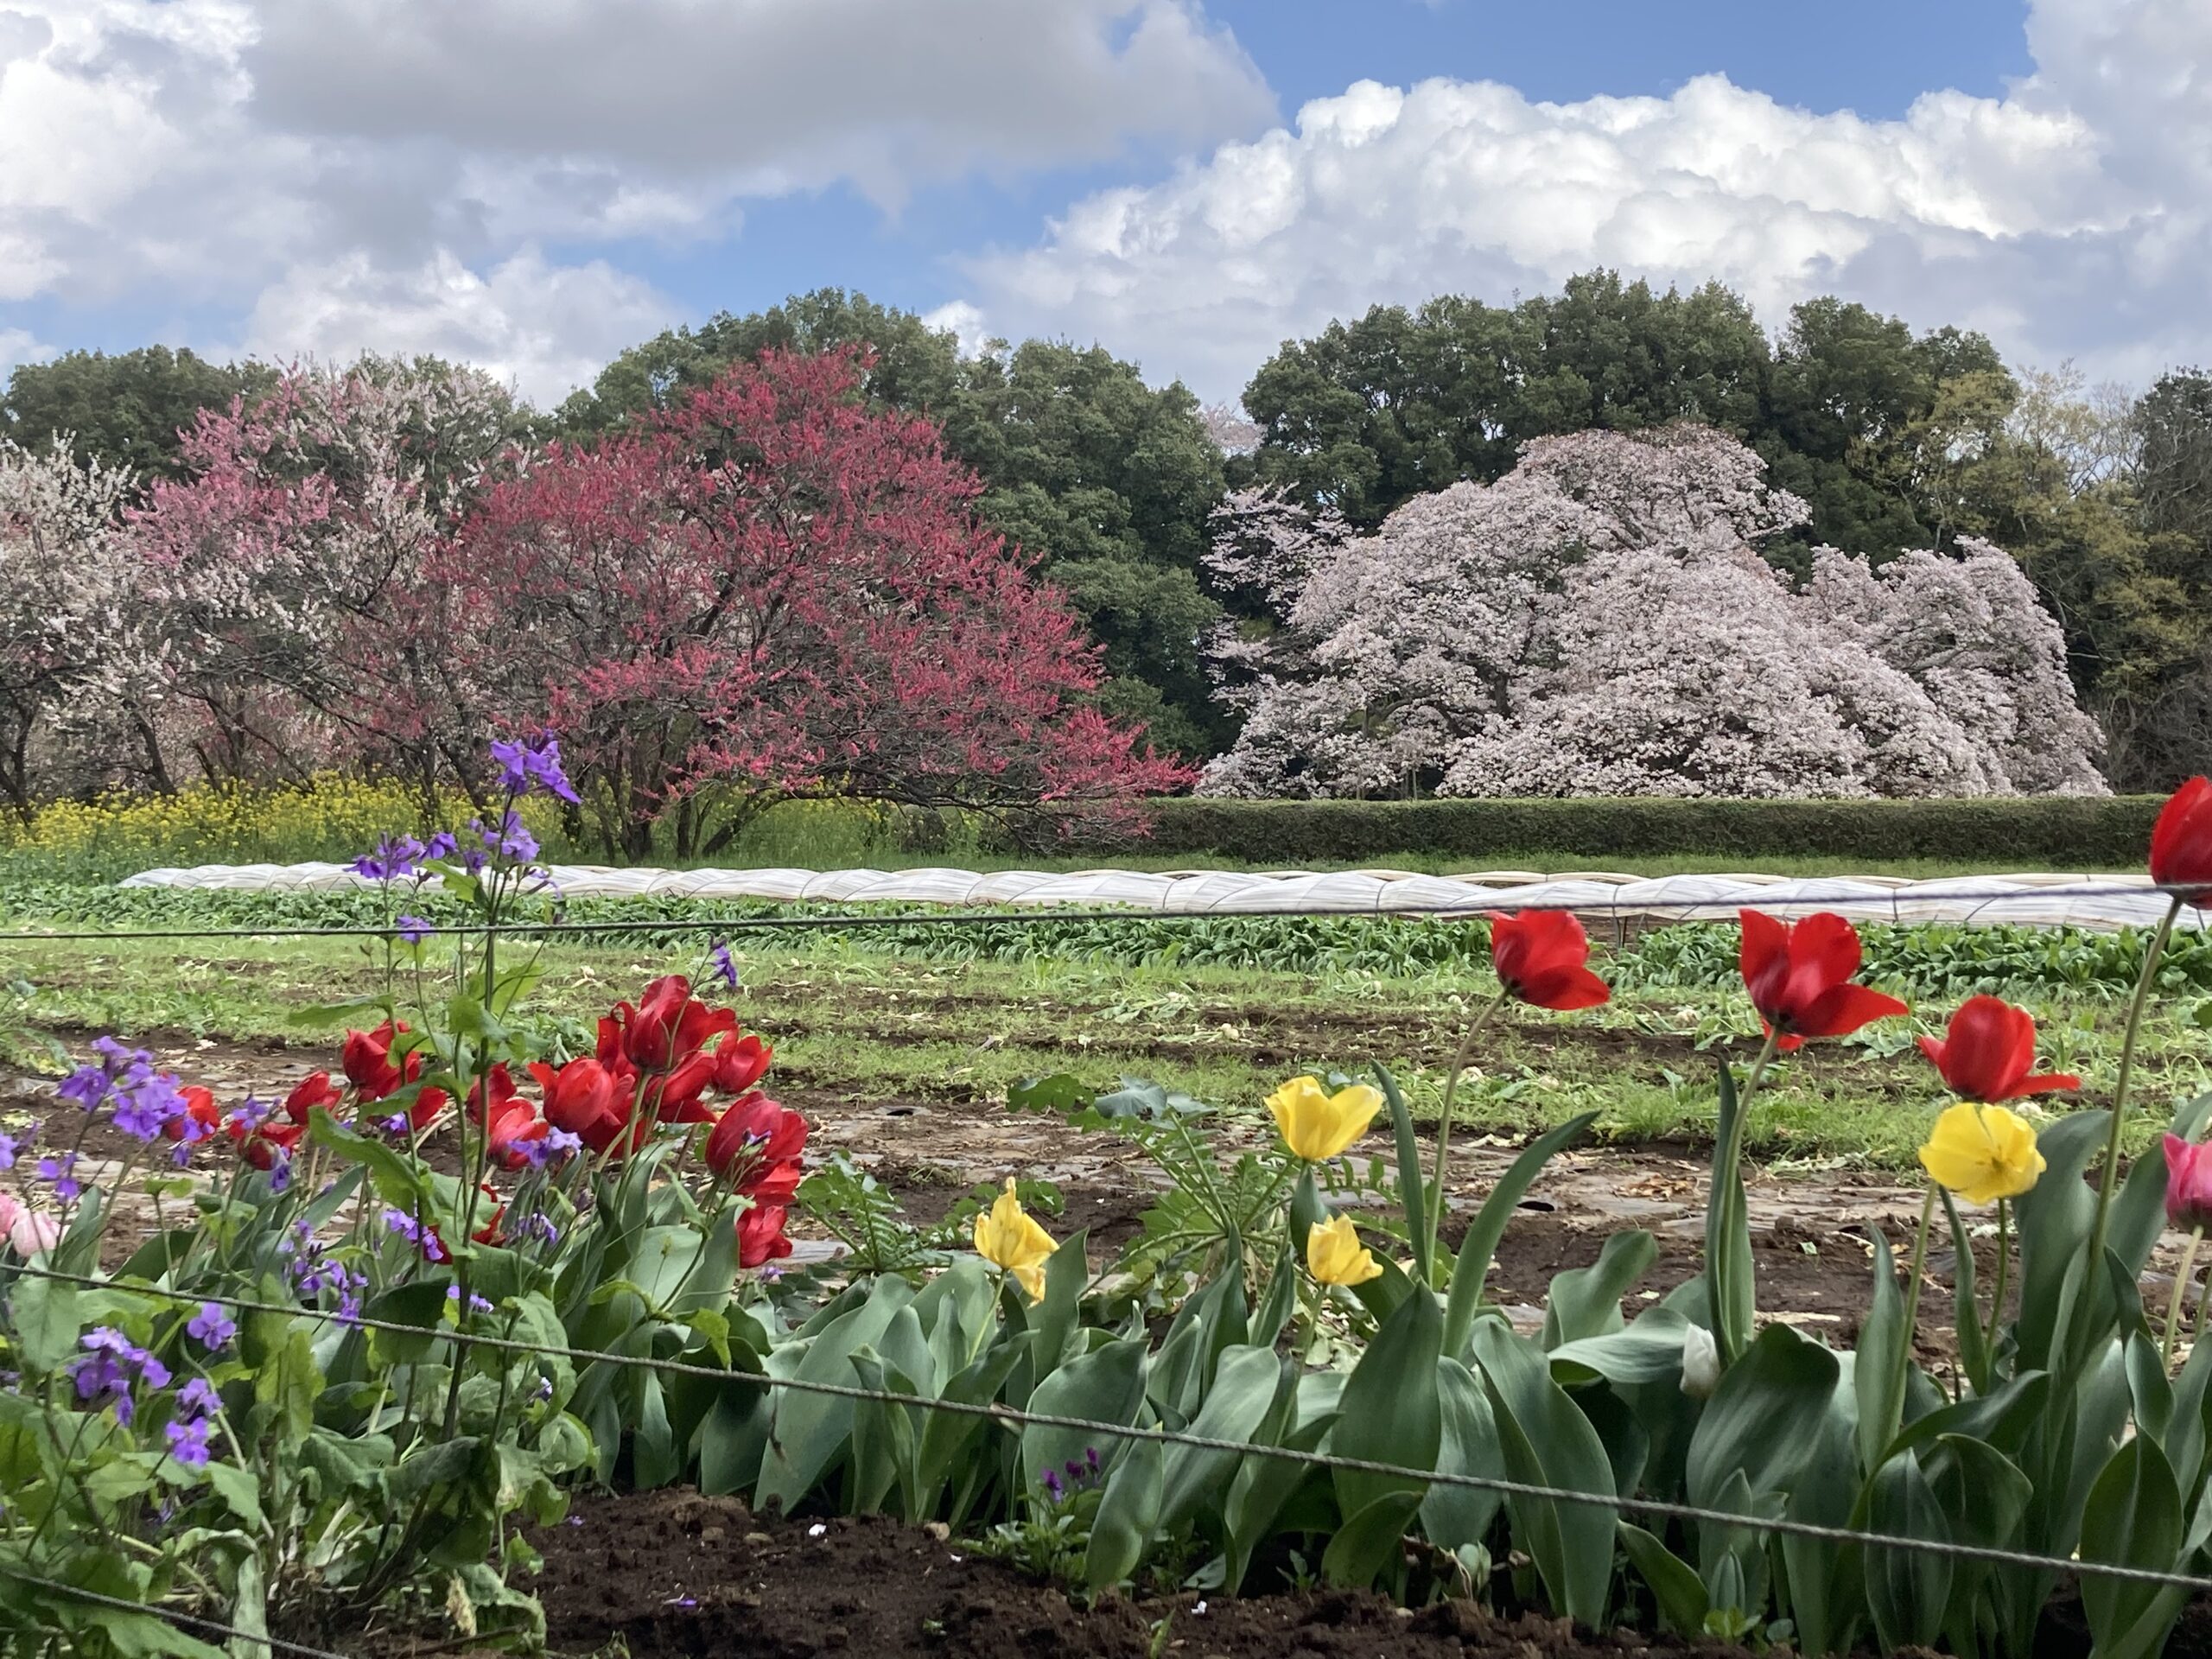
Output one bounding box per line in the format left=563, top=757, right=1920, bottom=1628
left=3, top=923, right=2202, bottom=1176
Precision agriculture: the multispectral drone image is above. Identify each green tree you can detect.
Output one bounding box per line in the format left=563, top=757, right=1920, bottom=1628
left=2, top=346, right=271, bottom=483
left=565, top=292, right=1228, bottom=753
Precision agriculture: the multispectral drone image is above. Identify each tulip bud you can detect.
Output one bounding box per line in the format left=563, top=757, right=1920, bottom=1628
left=1681, top=1324, right=1721, bottom=1400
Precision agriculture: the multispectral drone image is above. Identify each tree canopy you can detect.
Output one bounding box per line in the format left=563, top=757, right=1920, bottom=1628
left=2, top=347, right=271, bottom=484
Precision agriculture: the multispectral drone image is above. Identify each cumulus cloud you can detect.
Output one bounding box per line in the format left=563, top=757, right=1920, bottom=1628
left=235, top=249, right=678, bottom=406
left=954, top=0, right=2212, bottom=398
left=0, top=0, right=1269, bottom=404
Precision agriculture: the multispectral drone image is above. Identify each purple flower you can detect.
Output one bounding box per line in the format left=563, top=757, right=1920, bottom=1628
left=73, top=1328, right=168, bottom=1421
left=383, top=1208, right=430, bottom=1247
left=424, top=830, right=459, bottom=861
left=517, top=1211, right=562, bottom=1249
left=710, top=943, right=740, bottom=990
left=1041, top=1469, right=1065, bottom=1503
left=177, top=1376, right=222, bottom=1419
left=445, top=1286, right=494, bottom=1314
left=472, top=810, right=539, bottom=864
left=226, top=1097, right=272, bottom=1135
left=163, top=1416, right=212, bottom=1470
left=395, top=915, right=435, bottom=945
left=0, top=1125, right=25, bottom=1170
left=58, top=1065, right=111, bottom=1109
left=111, top=1073, right=182, bottom=1141
left=523, top=1127, right=582, bottom=1173
left=492, top=734, right=580, bottom=806
left=187, top=1304, right=237, bottom=1351
left=266, top=1150, right=293, bottom=1194
left=352, top=834, right=427, bottom=883
left=35, top=1151, right=80, bottom=1203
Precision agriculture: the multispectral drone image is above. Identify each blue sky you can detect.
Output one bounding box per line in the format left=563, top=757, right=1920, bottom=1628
left=1, top=1, right=2202, bottom=404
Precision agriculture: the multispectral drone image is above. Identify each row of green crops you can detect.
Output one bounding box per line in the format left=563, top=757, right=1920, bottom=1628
left=5, top=877, right=2212, bottom=998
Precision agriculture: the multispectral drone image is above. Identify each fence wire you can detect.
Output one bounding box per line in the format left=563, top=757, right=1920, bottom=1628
left=0, top=880, right=2186, bottom=946
left=0, top=1565, right=358, bottom=1659
left=12, top=1265, right=2212, bottom=1603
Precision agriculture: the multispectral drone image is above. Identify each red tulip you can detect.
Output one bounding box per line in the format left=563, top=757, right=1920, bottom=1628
left=236, top=1119, right=304, bottom=1170
left=396, top=1086, right=449, bottom=1133
left=471, top=1183, right=505, bottom=1246
left=1738, top=911, right=1909, bottom=1052
left=1918, top=995, right=2081, bottom=1103
left=531, top=1058, right=629, bottom=1151
left=2152, top=777, right=2212, bottom=904
left=1487, top=911, right=1610, bottom=1011
left=467, top=1063, right=518, bottom=1128
left=2167, top=1135, right=2212, bottom=1230
left=745, top=1160, right=804, bottom=1207
left=648, top=1052, right=719, bottom=1122
left=342, top=1021, right=419, bottom=1101
left=486, top=1101, right=548, bottom=1171
left=161, top=1085, right=220, bottom=1142
left=705, top=1092, right=809, bottom=1183
left=713, top=1033, right=773, bottom=1095
left=612, top=976, right=737, bottom=1071
left=282, top=1072, right=342, bottom=1124
left=738, top=1203, right=792, bottom=1269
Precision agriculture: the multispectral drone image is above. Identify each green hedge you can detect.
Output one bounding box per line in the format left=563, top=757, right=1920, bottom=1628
left=1046, top=796, right=2166, bottom=867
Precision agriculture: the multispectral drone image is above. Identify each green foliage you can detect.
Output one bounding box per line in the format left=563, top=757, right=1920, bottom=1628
left=1052, top=793, right=2164, bottom=866
left=2, top=346, right=272, bottom=483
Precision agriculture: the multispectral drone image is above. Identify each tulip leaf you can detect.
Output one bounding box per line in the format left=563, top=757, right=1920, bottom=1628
left=1020, top=1337, right=1148, bottom=1496
left=848, top=1349, right=923, bottom=1516
left=1548, top=1306, right=1694, bottom=1389
left=1159, top=1346, right=1286, bottom=1531
left=754, top=1277, right=915, bottom=1511
left=1471, top=1320, right=1615, bottom=1628
left=1086, top=1433, right=1163, bottom=1592
left=1420, top=1357, right=1505, bottom=1554
left=2010, top=1111, right=2107, bottom=1369
left=1249, top=1247, right=1299, bottom=1353
left=1853, top=1224, right=1910, bottom=1473
left=1864, top=1448, right=1952, bottom=1654
left=1223, top=1408, right=1332, bottom=1592
left=1332, top=1286, right=1442, bottom=1522
left=1543, top=1229, right=1656, bottom=1349
left=1702, top=1058, right=1755, bottom=1365
left=1619, top=1522, right=1709, bottom=1637
left=1442, top=1109, right=1599, bottom=1358
left=1688, top=1323, right=1840, bottom=1510
left=1939, top=1189, right=1991, bottom=1395
left=1375, top=1064, right=1429, bottom=1288
left=2080, top=1434, right=2186, bottom=1659
left=1322, top=1490, right=1423, bottom=1589
left=1926, top=1433, right=2033, bottom=1656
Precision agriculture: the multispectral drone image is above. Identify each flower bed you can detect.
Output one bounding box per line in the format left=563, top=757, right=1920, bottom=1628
left=9, top=747, right=2212, bottom=1657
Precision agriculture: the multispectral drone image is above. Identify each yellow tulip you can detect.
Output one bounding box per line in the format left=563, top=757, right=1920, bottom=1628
left=1918, top=1102, right=2045, bottom=1206
left=973, top=1178, right=1056, bottom=1300
left=1267, top=1076, right=1384, bottom=1162
left=1306, top=1214, right=1383, bottom=1287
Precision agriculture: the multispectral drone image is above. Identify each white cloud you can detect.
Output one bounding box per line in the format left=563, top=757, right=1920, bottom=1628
left=0, top=0, right=1270, bottom=404
left=236, top=249, right=678, bottom=406
left=953, top=0, right=2212, bottom=398
left=920, top=300, right=994, bottom=359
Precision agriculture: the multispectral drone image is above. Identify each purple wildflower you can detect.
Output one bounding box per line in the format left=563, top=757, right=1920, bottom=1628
left=266, top=1149, right=293, bottom=1194
left=111, top=1074, right=181, bottom=1141
left=1041, top=1469, right=1065, bottom=1503
left=163, top=1416, right=213, bottom=1470
left=226, top=1097, right=272, bottom=1135
left=35, top=1151, right=80, bottom=1203
left=424, top=830, right=459, bottom=861
left=187, top=1304, right=237, bottom=1351
left=58, top=1066, right=111, bottom=1109
left=492, top=734, right=579, bottom=805
left=352, top=834, right=427, bottom=883
left=443, top=1286, right=494, bottom=1314
left=0, top=1125, right=25, bottom=1170
left=177, top=1377, right=221, bottom=1419
left=710, top=943, right=740, bottom=990
left=395, top=914, right=435, bottom=945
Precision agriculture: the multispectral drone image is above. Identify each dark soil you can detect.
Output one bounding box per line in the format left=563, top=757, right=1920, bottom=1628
left=372, top=1489, right=1790, bottom=1659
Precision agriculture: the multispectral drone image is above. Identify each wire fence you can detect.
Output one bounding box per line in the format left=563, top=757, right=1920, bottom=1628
left=13, top=1265, right=2212, bottom=1605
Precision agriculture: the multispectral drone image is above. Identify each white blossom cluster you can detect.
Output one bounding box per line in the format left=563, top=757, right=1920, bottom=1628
left=1202, top=426, right=2107, bottom=800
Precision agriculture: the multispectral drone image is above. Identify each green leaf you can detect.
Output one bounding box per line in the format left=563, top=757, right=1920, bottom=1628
left=1864, top=1449, right=1951, bottom=1653
left=9, top=1274, right=79, bottom=1372
left=1320, top=1490, right=1421, bottom=1589
left=1086, top=1433, right=1163, bottom=1591
left=1376, top=1064, right=1428, bottom=1288
left=1940, top=1190, right=1991, bottom=1395
left=306, top=1105, right=430, bottom=1209
left=1421, top=1356, right=1504, bottom=1554
left=2010, top=1111, right=2108, bottom=1370
left=1542, top=1230, right=1656, bottom=1348
left=1687, top=1323, right=1840, bottom=1510
left=363, top=1278, right=453, bottom=1365
left=1548, top=1306, right=1694, bottom=1389
left=1702, top=1058, right=1755, bottom=1363
left=1159, top=1345, right=1283, bottom=1529
left=1471, top=1319, right=1615, bottom=1628
left=1021, top=1338, right=1149, bottom=1497
left=1332, top=1286, right=1442, bottom=1522
left=754, top=1277, right=915, bottom=1511
left=1007, top=1073, right=1093, bottom=1116
left=203, top=1461, right=266, bottom=1533
left=1619, top=1522, right=1709, bottom=1637
left=1442, top=1110, right=1598, bottom=1358
left=1854, top=1223, right=1910, bottom=1472
left=2080, top=1434, right=2186, bottom=1656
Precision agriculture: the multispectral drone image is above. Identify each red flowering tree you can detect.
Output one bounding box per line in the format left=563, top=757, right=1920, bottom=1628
left=446, top=349, right=1189, bottom=857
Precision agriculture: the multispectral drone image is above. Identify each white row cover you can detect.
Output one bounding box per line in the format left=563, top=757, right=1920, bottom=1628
left=118, top=861, right=2193, bottom=931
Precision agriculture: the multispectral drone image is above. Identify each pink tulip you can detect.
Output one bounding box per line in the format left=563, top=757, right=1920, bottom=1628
left=0, top=1191, right=62, bottom=1256
left=2164, top=1135, right=2212, bottom=1231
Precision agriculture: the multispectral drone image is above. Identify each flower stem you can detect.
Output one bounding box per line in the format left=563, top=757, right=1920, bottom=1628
left=2166, top=1224, right=2205, bottom=1369
left=1427, top=989, right=1509, bottom=1278
left=1983, top=1198, right=2010, bottom=1363
left=2088, top=893, right=2183, bottom=1272
left=1889, top=1185, right=1938, bottom=1447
